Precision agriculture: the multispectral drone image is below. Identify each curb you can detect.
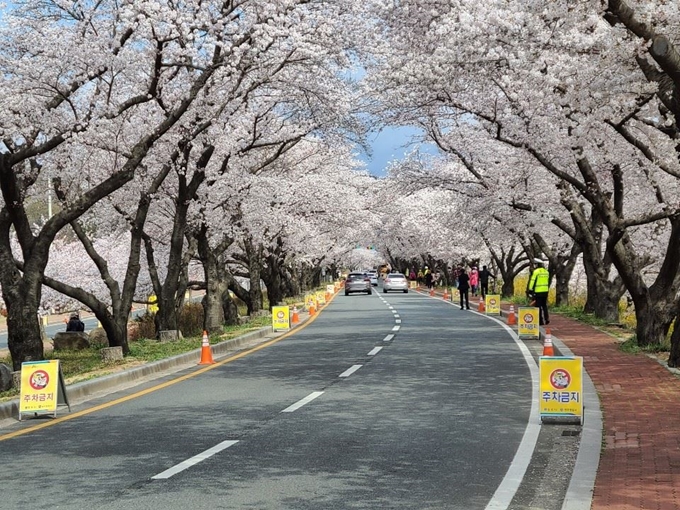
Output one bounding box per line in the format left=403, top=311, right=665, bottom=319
left=0, top=325, right=273, bottom=422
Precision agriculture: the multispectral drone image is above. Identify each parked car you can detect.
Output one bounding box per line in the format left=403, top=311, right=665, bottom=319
left=345, top=272, right=372, bottom=295
left=383, top=273, right=408, bottom=293
left=366, top=270, right=379, bottom=286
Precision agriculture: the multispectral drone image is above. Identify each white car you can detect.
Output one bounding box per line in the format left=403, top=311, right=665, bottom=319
left=383, top=273, right=409, bottom=293
left=367, top=271, right=379, bottom=286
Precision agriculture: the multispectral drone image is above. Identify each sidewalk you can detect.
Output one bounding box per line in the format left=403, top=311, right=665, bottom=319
left=544, top=312, right=680, bottom=510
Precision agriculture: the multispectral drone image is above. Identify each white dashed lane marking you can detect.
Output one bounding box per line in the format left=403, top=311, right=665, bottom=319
left=395, top=319, right=401, bottom=324
left=152, top=440, right=239, bottom=480
left=368, top=347, right=383, bottom=356
left=392, top=325, right=400, bottom=332
left=281, top=391, right=325, bottom=413
left=339, top=365, right=363, bottom=378
left=383, top=334, right=394, bottom=342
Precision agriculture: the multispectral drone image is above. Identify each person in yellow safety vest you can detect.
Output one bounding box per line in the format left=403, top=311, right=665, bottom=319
left=417, top=269, right=424, bottom=285
left=529, top=258, right=551, bottom=325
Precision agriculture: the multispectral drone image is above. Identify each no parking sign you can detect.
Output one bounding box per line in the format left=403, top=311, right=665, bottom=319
left=518, top=307, right=540, bottom=338
left=271, top=306, right=290, bottom=332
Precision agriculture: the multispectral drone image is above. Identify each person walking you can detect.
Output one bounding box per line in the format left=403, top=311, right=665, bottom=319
left=470, top=267, right=479, bottom=296
left=479, top=265, right=496, bottom=298
left=458, top=268, right=470, bottom=310
left=409, top=268, right=416, bottom=281
left=528, top=258, right=551, bottom=325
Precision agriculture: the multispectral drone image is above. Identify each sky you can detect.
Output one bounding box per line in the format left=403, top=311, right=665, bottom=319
left=358, top=125, right=427, bottom=176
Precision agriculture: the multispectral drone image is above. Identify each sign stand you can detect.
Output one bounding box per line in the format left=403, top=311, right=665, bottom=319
left=19, top=360, right=70, bottom=421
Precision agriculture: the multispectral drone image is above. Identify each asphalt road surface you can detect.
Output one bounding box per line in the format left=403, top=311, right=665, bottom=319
left=0, top=287, right=545, bottom=509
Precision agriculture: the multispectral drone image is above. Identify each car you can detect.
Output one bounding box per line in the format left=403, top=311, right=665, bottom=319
left=383, top=273, right=408, bottom=293
left=366, top=270, right=379, bottom=286
left=345, top=272, right=372, bottom=295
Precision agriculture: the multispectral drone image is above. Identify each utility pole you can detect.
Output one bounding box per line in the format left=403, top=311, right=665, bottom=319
left=47, top=171, right=52, bottom=218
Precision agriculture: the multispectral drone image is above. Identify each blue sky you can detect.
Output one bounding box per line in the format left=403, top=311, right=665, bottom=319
left=358, top=126, right=427, bottom=176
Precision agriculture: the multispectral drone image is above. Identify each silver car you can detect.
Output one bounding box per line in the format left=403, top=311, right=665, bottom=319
left=367, top=271, right=379, bottom=286
left=383, top=273, right=408, bottom=293
left=345, top=272, right=372, bottom=295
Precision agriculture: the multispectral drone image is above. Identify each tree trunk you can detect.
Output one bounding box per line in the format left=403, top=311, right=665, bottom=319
left=222, top=291, right=239, bottom=326
left=263, top=254, right=285, bottom=308
left=249, top=263, right=263, bottom=314
left=634, top=298, right=673, bottom=347
left=6, top=295, right=43, bottom=372
left=203, top=276, right=226, bottom=333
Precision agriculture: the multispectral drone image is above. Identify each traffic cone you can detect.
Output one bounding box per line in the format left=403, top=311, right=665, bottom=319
left=291, top=305, right=300, bottom=324
left=542, top=328, right=555, bottom=356
left=325, top=291, right=331, bottom=302
left=478, top=297, right=485, bottom=312
left=507, top=305, right=517, bottom=326
left=429, top=288, right=435, bottom=297
left=443, top=289, right=449, bottom=301
left=308, top=304, right=315, bottom=317
left=198, top=330, right=215, bottom=365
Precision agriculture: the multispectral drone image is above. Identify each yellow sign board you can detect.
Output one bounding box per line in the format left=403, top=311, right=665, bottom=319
left=305, top=294, right=316, bottom=310
left=19, top=360, right=70, bottom=420
left=539, top=356, right=583, bottom=423
left=316, top=291, right=326, bottom=306
left=148, top=293, right=158, bottom=313
left=326, top=285, right=335, bottom=295
left=409, top=281, right=417, bottom=289
left=518, top=307, right=540, bottom=338
left=485, top=295, right=501, bottom=315
left=451, top=287, right=460, bottom=303
left=271, top=306, right=290, bottom=332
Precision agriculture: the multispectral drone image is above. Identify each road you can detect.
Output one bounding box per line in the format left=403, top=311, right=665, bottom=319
left=0, top=286, right=547, bottom=509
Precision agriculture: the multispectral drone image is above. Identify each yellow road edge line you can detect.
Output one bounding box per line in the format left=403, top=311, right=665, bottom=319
left=0, top=289, right=340, bottom=443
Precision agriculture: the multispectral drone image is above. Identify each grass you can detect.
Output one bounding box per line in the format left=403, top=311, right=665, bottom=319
left=0, top=315, right=273, bottom=403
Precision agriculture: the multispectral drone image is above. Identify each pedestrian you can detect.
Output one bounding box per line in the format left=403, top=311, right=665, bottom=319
left=425, top=267, right=434, bottom=290
left=66, top=312, right=85, bottom=332
left=417, top=268, right=424, bottom=285
left=479, top=265, right=496, bottom=298
left=470, top=267, right=479, bottom=296
left=409, top=268, right=416, bottom=281
left=458, top=268, right=470, bottom=310
left=528, top=258, right=551, bottom=325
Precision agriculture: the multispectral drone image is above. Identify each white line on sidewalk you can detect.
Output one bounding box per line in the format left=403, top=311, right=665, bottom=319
left=152, top=440, right=239, bottom=480
left=392, top=325, right=400, bottom=331
left=281, top=391, right=324, bottom=413
left=339, top=365, right=362, bottom=378
left=383, top=334, right=394, bottom=342
left=367, top=346, right=383, bottom=356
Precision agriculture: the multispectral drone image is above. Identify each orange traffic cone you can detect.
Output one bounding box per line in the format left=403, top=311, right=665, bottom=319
left=478, top=297, right=485, bottom=312
left=308, top=304, right=315, bottom=317
left=291, top=305, right=300, bottom=324
left=443, top=289, right=449, bottom=300
left=542, top=328, right=554, bottom=356
left=429, top=288, right=435, bottom=297
left=325, top=292, right=331, bottom=302
left=199, top=330, right=215, bottom=365
left=507, top=305, right=517, bottom=326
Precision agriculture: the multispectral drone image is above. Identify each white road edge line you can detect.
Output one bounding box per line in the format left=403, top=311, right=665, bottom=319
left=383, top=334, right=394, bottom=342
left=367, top=346, right=383, bottom=356
left=392, top=325, right=400, bottom=331
left=483, top=315, right=540, bottom=510
left=281, top=391, right=324, bottom=413
left=152, top=440, right=239, bottom=480
left=339, top=365, right=362, bottom=378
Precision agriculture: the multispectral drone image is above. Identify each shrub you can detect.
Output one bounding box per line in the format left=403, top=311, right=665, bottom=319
left=179, top=302, right=204, bottom=338
left=135, top=312, right=157, bottom=340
